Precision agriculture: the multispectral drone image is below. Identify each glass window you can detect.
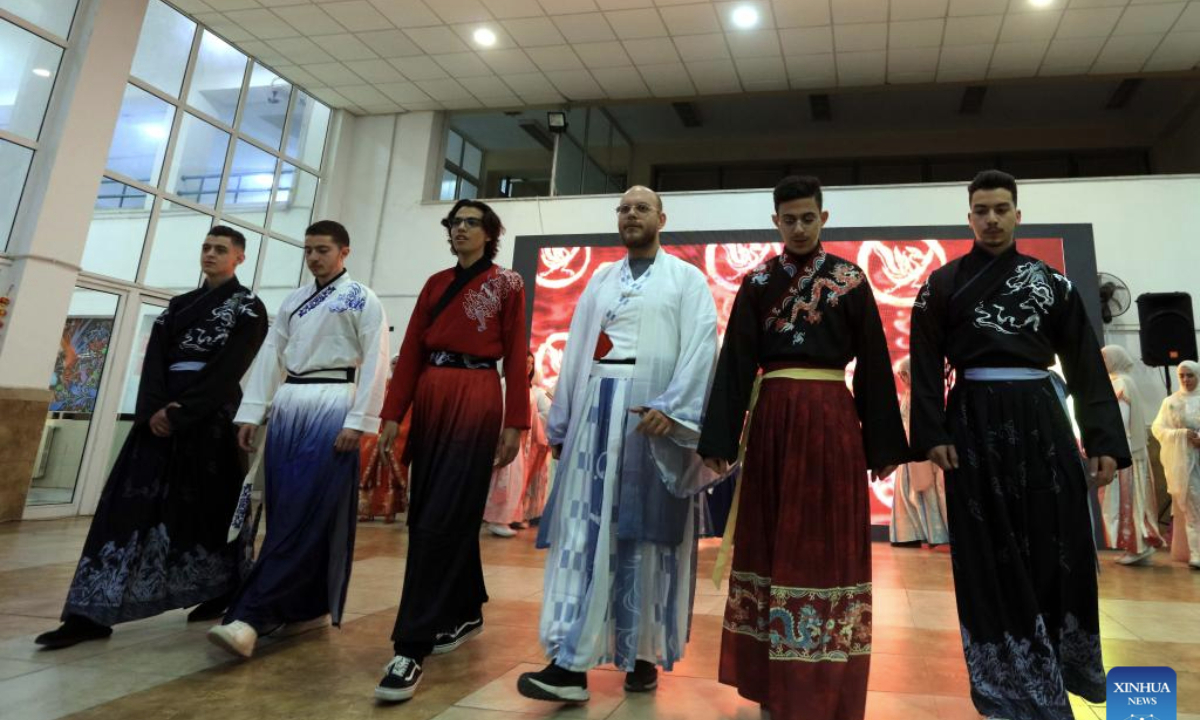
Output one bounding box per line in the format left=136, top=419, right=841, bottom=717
left=284, top=91, right=330, bottom=170
left=105, top=301, right=165, bottom=477
left=186, top=30, right=246, bottom=126
left=106, top=84, right=174, bottom=185
left=34, top=287, right=120, bottom=506
left=223, top=140, right=275, bottom=228
left=223, top=223, right=262, bottom=286
left=0, top=138, right=33, bottom=251
left=0, top=19, right=65, bottom=141
left=81, top=178, right=152, bottom=281
left=142, top=199, right=209, bottom=291
left=257, top=238, right=304, bottom=316
left=128, top=0, right=195, bottom=98
left=241, top=63, right=289, bottom=151
left=446, top=130, right=464, bottom=166
left=439, top=169, right=457, bottom=201
left=460, top=180, right=478, bottom=200
left=462, top=142, right=483, bottom=179
left=269, top=163, right=316, bottom=240
left=0, top=0, right=77, bottom=38
left=554, top=136, right=584, bottom=196
left=166, top=113, right=230, bottom=207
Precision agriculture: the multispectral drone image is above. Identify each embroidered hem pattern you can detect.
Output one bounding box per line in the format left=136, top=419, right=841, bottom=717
left=723, top=571, right=873, bottom=662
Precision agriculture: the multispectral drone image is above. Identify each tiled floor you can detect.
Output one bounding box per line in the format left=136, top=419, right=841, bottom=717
left=0, top=517, right=1197, bottom=720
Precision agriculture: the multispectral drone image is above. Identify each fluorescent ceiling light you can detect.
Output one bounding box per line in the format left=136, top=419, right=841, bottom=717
left=32, top=68, right=52, bottom=77
left=732, top=6, right=759, bottom=29
left=473, top=28, right=497, bottom=47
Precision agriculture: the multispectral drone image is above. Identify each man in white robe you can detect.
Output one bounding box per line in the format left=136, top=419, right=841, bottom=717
left=517, top=187, right=718, bottom=702
left=207, top=220, right=389, bottom=658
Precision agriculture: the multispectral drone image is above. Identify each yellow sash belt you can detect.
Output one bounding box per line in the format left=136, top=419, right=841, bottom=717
left=711, top=367, right=846, bottom=587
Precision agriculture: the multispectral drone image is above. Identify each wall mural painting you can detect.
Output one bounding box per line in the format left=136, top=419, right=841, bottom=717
left=524, top=232, right=1076, bottom=524
left=49, top=317, right=114, bottom=413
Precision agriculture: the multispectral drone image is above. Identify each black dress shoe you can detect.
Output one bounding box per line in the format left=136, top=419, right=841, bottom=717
left=34, top=615, right=112, bottom=650
left=186, top=597, right=229, bottom=623
left=624, top=659, right=658, bottom=691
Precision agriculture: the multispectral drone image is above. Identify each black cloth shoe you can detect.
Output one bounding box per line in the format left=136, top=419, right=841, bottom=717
left=375, top=655, right=422, bottom=702
left=186, top=596, right=229, bottom=623
left=34, top=615, right=112, bottom=650
left=517, top=662, right=590, bottom=702
left=624, top=659, right=658, bottom=692
left=431, top=617, right=483, bottom=655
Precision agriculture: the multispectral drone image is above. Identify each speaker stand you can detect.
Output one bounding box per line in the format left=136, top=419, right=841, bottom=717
left=1163, top=366, right=1174, bottom=395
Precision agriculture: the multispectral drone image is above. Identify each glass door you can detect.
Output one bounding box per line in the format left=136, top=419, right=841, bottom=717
left=27, top=287, right=122, bottom=507
left=103, top=300, right=169, bottom=478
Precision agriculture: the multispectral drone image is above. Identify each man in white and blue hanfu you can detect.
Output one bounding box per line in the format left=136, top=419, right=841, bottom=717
left=517, top=186, right=719, bottom=702
left=207, top=220, right=390, bottom=658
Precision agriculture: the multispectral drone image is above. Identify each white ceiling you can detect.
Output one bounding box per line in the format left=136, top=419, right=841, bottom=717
left=168, top=0, right=1200, bottom=116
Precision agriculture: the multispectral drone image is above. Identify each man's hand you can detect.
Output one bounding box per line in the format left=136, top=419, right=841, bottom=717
left=927, top=445, right=959, bottom=472
left=379, top=420, right=399, bottom=452
left=150, top=406, right=173, bottom=438
left=1088, top=455, right=1117, bottom=489
left=237, top=424, right=259, bottom=453
left=334, top=428, right=362, bottom=453
left=872, top=465, right=898, bottom=483
left=494, top=427, right=520, bottom=467
left=551, top=444, right=562, bottom=460
left=703, top=457, right=730, bottom=476
left=632, top=407, right=674, bottom=437
left=1188, top=430, right=1200, bottom=449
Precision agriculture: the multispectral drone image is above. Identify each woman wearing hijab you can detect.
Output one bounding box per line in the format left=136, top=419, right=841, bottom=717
left=483, top=351, right=552, bottom=537
left=889, top=356, right=948, bottom=546
left=1151, top=360, right=1200, bottom=569
left=1100, top=346, right=1165, bottom=565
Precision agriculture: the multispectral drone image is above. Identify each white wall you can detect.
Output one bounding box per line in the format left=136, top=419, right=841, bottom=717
left=337, top=111, right=1200, bottom=417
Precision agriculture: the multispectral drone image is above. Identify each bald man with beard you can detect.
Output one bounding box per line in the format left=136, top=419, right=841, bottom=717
left=517, top=186, right=719, bottom=702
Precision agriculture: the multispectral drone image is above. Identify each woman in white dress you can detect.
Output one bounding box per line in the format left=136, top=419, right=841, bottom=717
left=1151, top=360, right=1200, bottom=569
left=889, top=356, right=948, bottom=546
left=483, top=353, right=552, bottom=537
left=1099, top=345, right=1164, bottom=564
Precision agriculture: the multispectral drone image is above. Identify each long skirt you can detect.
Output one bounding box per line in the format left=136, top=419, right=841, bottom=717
left=520, top=442, right=551, bottom=521
left=63, top=373, right=247, bottom=626
left=225, top=382, right=359, bottom=630
left=1172, top=466, right=1200, bottom=561
left=538, top=364, right=696, bottom=672
left=946, top=378, right=1105, bottom=720
left=1098, top=450, right=1164, bottom=555
left=358, top=415, right=409, bottom=522
left=392, top=366, right=502, bottom=658
left=890, top=461, right=949, bottom=544
left=483, top=435, right=529, bottom=525
left=720, top=377, right=872, bottom=720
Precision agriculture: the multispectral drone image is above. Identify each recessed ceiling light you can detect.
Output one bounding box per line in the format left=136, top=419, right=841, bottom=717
left=473, top=28, right=497, bottom=47
left=32, top=68, right=52, bottom=77
left=732, top=5, right=759, bottom=29
left=1028, top=0, right=1053, bottom=7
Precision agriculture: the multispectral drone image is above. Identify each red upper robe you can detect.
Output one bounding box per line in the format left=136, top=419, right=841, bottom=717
left=383, top=259, right=530, bottom=429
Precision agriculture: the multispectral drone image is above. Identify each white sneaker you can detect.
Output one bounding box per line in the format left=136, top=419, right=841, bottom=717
left=207, top=620, right=258, bottom=658
left=276, top=614, right=331, bottom=638
left=488, top=523, right=517, bottom=537
left=1116, top=547, right=1156, bottom=565
left=1189, top=554, right=1200, bottom=569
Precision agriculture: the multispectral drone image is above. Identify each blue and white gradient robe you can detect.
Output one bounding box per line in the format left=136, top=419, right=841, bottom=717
left=227, top=270, right=389, bottom=629
left=536, top=249, right=719, bottom=672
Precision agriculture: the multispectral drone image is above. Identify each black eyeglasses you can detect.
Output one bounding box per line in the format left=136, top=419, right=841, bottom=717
left=443, top=217, right=484, bottom=229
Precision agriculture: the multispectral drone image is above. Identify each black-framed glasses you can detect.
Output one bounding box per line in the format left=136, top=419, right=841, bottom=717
left=443, top=216, right=484, bottom=229
left=616, top=203, right=656, bottom=216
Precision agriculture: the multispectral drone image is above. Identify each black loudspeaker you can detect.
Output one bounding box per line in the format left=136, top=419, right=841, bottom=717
left=1136, top=292, right=1198, bottom=367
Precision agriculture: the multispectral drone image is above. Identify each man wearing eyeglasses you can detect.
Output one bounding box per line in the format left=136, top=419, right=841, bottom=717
left=517, top=186, right=719, bottom=703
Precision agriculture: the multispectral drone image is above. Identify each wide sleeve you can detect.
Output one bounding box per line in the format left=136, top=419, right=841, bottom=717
left=133, top=310, right=171, bottom=424
left=848, top=280, right=909, bottom=471
left=646, top=270, right=718, bottom=440
left=1050, top=276, right=1131, bottom=468
left=166, top=297, right=268, bottom=431
left=908, top=280, right=952, bottom=459
left=500, top=275, right=531, bottom=430
left=1151, top=398, right=1190, bottom=497
left=381, top=280, right=432, bottom=423
left=697, top=277, right=761, bottom=462
left=345, top=290, right=390, bottom=433
left=545, top=281, right=597, bottom=447
left=234, top=302, right=290, bottom=426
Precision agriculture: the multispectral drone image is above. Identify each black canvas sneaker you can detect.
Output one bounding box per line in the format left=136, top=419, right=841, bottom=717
left=517, top=662, right=590, bottom=702
left=375, top=655, right=422, bottom=702
left=432, top=617, right=483, bottom=655
left=624, top=659, right=658, bottom=691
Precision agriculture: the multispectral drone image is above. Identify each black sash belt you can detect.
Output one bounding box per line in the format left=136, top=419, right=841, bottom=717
left=285, top=367, right=356, bottom=384
left=597, top=357, right=636, bottom=365
left=429, top=351, right=498, bottom=370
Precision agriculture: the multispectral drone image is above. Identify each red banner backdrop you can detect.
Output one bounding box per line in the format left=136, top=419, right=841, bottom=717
left=531, top=238, right=1066, bottom=523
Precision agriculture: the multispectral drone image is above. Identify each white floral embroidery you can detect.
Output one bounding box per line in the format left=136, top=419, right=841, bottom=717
left=973, top=262, right=1058, bottom=336
left=180, top=292, right=259, bottom=352
left=463, top=268, right=524, bottom=332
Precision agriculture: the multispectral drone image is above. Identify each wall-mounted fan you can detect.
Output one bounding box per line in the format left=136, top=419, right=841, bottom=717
left=1097, top=272, right=1131, bottom=324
